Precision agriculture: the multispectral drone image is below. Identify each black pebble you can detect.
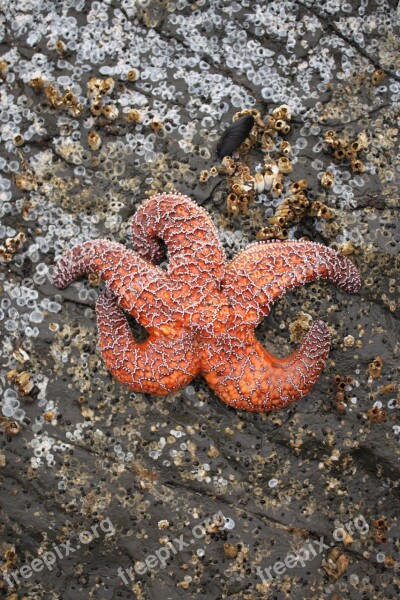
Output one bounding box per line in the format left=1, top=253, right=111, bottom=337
left=216, top=114, right=255, bottom=159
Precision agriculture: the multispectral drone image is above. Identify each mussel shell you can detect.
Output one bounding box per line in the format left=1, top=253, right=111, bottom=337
left=216, top=115, right=255, bottom=158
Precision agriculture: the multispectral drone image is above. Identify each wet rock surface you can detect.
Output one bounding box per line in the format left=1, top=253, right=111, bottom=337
left=0, top=1, right=399, bottom=598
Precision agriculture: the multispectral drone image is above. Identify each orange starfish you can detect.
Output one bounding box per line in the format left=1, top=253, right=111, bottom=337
left=53, top=193, right=361, bottom=412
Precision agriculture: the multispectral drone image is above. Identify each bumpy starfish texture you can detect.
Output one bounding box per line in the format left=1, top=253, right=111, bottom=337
left=53, top=193, right=361, bottom=412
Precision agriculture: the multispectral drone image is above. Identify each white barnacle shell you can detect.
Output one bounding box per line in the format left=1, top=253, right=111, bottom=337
left=264, top=163, right=280, bottom=191
left=254, top=172, right=265, bottom=194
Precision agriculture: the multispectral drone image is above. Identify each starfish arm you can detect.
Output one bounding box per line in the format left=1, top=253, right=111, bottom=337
left=96, top=290, right=201, bottom=394
left=53, top=240, right=178, bottom=329
left=224, top=241, right=361, bottom=324
left=202, top=321, right=331, bottom=413
left=130, top=193, right=226, bottom=288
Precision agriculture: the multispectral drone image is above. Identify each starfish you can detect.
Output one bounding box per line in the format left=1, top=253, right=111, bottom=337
left=53, top=193, right=361, bottom=412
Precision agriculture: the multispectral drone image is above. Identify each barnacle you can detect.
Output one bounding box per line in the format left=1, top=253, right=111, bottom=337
left=253, top=172, right=265, bottom=193
left=90, top=99, right=103, bottom=116
left=63, top=90, right=83, bottom=116
left=56, top=39, right=67, bottom=55
left=277, top=156, right=292, bottom=174
left=209, top=166, right=218, bottom=177
left=308, top=201, right=333, bottom=221
left=226, top=193, right=240, bottom=216
left=371, top=69, right=385, bottom=86
left=199, top=170, right=210, bottom=183
left=279, top=140, right=291, bottom=155
left=0, top=59, right=8, bottom=78
left=321, top=171, right=334, bottom=189
left=367, top=406, right=387, bottom=423
left=13, top=133, right=24, bottom=147
left=102, top=105, right=119, bottom=120
left=271, top=172, right=283, bottom=196
left=127, top=68, right=140, bottom=81
left=45, top=84, right=64, bottom=109
left=150, top=118, right=164, bottom=134
left=28, top=76, right=45, bottom=91
left=88, top=131, right=101, bottom=151
left=126, top=109, right=142, bottom=123
left=275, top=119, right=290, bottom=135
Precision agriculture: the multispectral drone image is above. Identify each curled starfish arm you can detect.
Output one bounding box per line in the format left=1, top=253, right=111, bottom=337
left=202, top=321, right=331, bottom=412
left=96, top=290, right=201, bottom=394
left=53, top=240, right=177, bottom=329
left=224, top=241, right=361, bottom=324
left=130, top=193, right=226, bottom=287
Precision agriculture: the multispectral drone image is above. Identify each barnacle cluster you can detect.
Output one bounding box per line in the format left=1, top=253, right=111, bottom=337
left=0, top=232, right=26, bottom=262
left=371, top=517, right=388, bottom=544
left=322, top=548, right=350, bottom=580
left=324, top=130, right=368, bottom=174
left=203, top=106, right=334, bottom=240
left=366, top=405, right=387, bottom=423
left=0, top=417, right=21, bottom=436
left=216, top=106, right=294, bottom=218
left=6, top=368, right=34, bottom=396
left=257, top=180, right=333, bottom=241
left=333, top=374, right=357, bottom=413
left=369, top=356, right=383, bottom=379
left=42, top=83, right=83, bottom=117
